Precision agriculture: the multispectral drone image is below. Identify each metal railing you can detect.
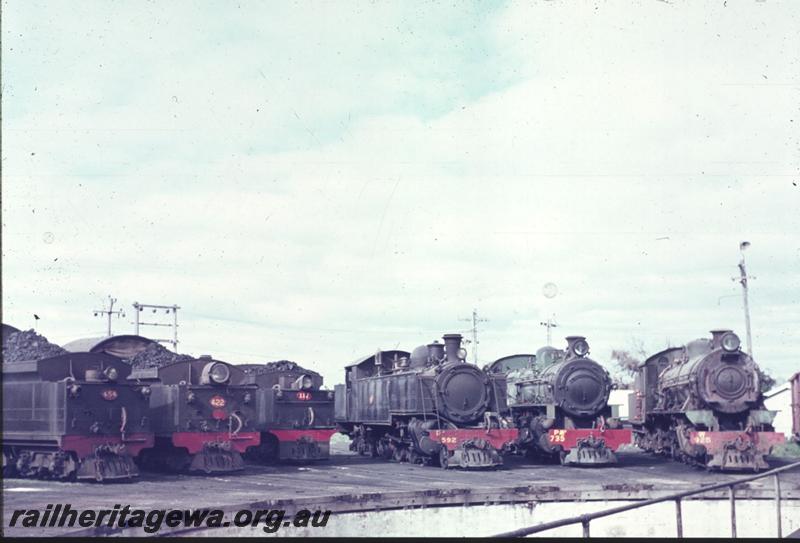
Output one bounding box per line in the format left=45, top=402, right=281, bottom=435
left=493, top=459, right=800, bottom=538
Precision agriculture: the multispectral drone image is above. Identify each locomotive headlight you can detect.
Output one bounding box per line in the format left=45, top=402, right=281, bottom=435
left=721, top=332, right=741, bottom=352
left=572, top=339, right=590, bottom=357
left=457, top=348, right=468, bottom=361
left=209, top=362, right=231, bottom=384
left=104, top=367, right=118, bottom=381
left=302, top=376, right=313, bottom=390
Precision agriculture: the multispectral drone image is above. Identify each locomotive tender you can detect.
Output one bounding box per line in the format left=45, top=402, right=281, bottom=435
left=240, top=361, right=337, bottom=462
left=132, top=356, right=261, bottom=473
left=335, top=333, right=517, bottom=469
left=2, top=352, right=155, bottom=482
left=629, top=329, right=784, bottom=471
left=488, top=336, right=631, bottom=465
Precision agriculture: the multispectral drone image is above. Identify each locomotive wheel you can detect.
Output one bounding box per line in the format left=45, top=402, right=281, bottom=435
left=438, top=447, right=449, bottom=469
left=377, top=441, right=392, bottom=460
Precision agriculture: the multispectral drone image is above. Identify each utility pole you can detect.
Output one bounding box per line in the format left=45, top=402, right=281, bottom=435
left=93, top=296, right=125, bottom=337
left=459, top=308, right=488, bottom=365
left=734, top=241, right=755, bottom=357
left=539, top=316, right=558, bottom=346
left=132, top=302, right=180, bottom=352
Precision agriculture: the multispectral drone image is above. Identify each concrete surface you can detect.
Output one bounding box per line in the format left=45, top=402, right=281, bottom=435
left=3, top=447, right=798, bottom=537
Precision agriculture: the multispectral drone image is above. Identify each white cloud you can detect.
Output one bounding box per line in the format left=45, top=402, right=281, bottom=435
left=3, top=1, right=799, bottom=384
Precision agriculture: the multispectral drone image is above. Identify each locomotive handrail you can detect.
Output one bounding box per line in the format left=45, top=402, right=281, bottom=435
left=492, top=459, right=800, bottom=538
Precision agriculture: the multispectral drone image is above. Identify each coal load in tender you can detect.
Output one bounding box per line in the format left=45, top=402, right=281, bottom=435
left=263, top=360, right=306, bottom=372
left=127, top=341, right=195, bottom=368
left=2, top=329, right=68, bottom=363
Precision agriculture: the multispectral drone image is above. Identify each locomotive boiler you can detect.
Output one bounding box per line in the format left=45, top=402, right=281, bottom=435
left=629, top=329, right=784, bottom=471
left=335, top=333, right=517, bottom=469
left=488, top=336, right=630, bottom=465
left=2, top=352, right=155, bottom=482
left=132, top=356, right=261, bottom=473
left=240, top=361, right=336, bottom=463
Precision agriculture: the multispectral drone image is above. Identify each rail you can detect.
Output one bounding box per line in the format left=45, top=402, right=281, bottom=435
left=492, top=459, right=800, bottom=538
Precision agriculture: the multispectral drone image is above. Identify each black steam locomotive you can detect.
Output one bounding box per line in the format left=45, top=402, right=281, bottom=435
left=488, top=336, right=631, bottom=465
left=335, top=333, right=517, bottom=469
left=2, top=352, right=155, bottom=482
left=629, top=329, right=784, bottom=471
left=133, top=356, right=261, bottom=473
left=240, top=361, right=336, bottom=463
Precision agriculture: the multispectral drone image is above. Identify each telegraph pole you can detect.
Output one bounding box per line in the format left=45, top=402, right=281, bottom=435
left=735, top=241, right=755, bottom=357
left=539, top=316, right=558, bottom=346
left=132, top=302, right=180, bottom=352
left=459, top=308, right=488, bottom=365
left=93, top=296, right=125, bottom=337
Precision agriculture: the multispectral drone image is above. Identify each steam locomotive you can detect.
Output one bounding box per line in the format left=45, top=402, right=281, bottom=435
left=629, top=329, right=784, bottom=471
left=2, top=352, right=154, bottom=482
left=488, top=336, right=631, bottom=465
left=335, top=333, right=517, bottom=469
left=240, top=361, right=336, bottom=462
left=133, top=356, right=261, bottom=473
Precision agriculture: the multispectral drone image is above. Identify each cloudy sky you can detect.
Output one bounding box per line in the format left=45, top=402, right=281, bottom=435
left=3, top=1, right=798, bottom=385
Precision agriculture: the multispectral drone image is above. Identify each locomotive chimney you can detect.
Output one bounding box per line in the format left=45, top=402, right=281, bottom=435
left=710, top=329, right=732, bottom=349
left=443, top=333, right=463, bottom=365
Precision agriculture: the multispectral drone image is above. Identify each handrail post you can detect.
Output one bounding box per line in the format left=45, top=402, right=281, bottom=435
left=774, top=474, right=782, bottom=538
left=729, top=485, right=737, bottom=538
left=489, top=460, right=800, bottom=539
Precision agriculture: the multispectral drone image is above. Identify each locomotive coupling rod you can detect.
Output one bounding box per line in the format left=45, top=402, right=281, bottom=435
left=492, top=459, right=800, bottom=538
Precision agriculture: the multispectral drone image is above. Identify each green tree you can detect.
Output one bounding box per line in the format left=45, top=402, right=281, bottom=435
left=609, top=338, right=648, bottom=389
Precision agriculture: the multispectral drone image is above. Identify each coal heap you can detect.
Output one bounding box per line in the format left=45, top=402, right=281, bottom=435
left=127, top=341, right=195, bottom=369
left=2, top=329, right=68, bottom=363
left=263, top=360, right=303, bottom=372
left=262, top=360, right=321, bottom=376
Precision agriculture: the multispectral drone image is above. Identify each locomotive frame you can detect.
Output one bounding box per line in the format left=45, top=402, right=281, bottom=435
left=240, top=361, right=337, bottom=463
left=2, top=352, right=155, bottom=482
left=131, top=356, right=261, bottom=473
left=335, top=333, right=517, bottom=469
left=629, top=329, right=785, bottom=471
left=489, top=336, right=631, bottom=466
